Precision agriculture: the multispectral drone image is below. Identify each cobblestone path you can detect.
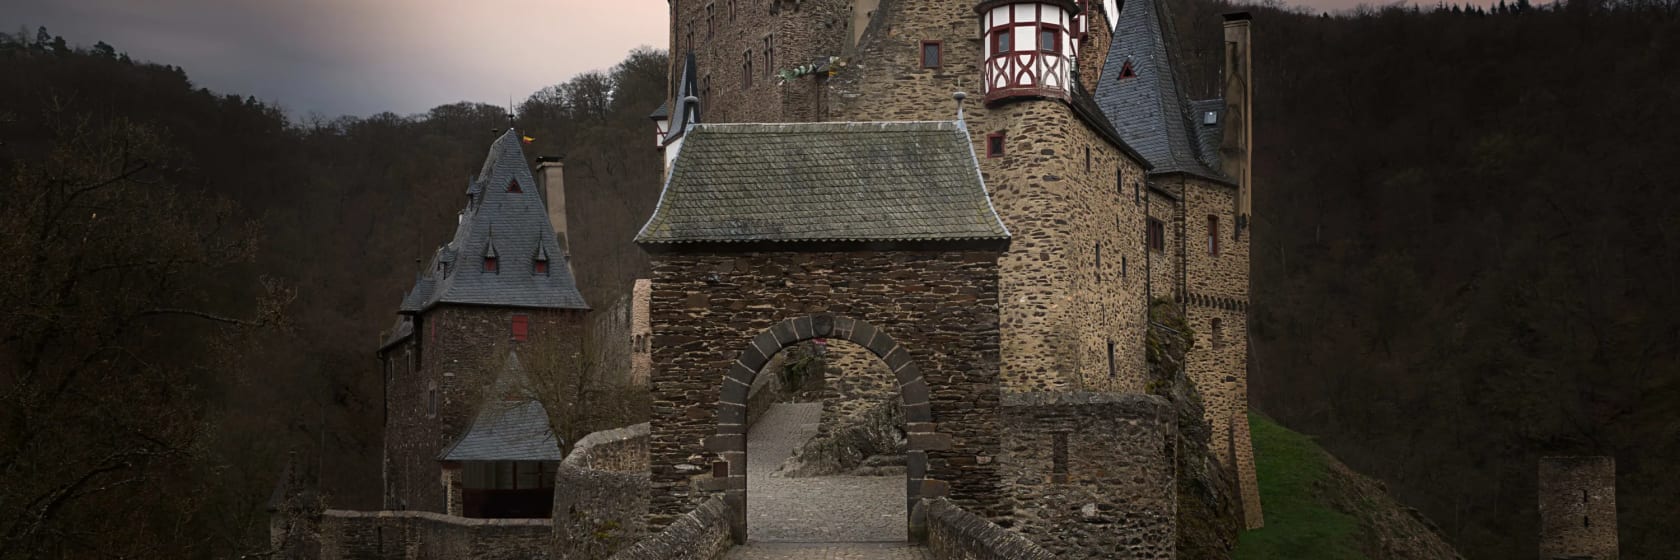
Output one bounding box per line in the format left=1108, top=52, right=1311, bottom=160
left=723, top=542, right=931, bottom=559
left=729, top=402, right=923, bottom=558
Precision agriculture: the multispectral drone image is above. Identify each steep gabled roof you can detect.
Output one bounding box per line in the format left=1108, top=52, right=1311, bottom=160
left=635, top=121, right=1010, bottom=245
left=438, top=399, right=561, bottom=461
left=1095, top=0, right=1228, bottom=181
left=400, top=129, right=589, bottom=312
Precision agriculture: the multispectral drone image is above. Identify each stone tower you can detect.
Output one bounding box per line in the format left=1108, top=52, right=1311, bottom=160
left=657, top=0, right=1258, bottom=527
left=377, top=129, right=589, bottom=514
left=1539, top=456, right=1618, bottom=559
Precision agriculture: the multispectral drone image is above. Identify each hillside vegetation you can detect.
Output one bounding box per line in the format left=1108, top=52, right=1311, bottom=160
left=1236, top=415, right=1461, bottom=560
left=0, top=30, right=664, bottom=557
left=1166, top=1, right=1680, bottom=557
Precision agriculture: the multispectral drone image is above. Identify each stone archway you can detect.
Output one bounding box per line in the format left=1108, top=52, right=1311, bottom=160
left=703, top=314, right=949, bottom=544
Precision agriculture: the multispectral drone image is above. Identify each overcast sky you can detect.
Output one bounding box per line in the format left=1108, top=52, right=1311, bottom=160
left=9, top=0, right=1427, bottom=119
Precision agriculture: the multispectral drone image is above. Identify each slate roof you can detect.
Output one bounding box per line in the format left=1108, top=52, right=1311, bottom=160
left=399, top=129, right=589, bottom=312
left=1188, top=98, right=1225, bottom=171
left=439, top=399, right=562, bottom=462
left=1095, top=0, right=1229, bottom=181
left=378, top=316, right=413, bottom=352
left=635, top=121, right=1010, bottom=244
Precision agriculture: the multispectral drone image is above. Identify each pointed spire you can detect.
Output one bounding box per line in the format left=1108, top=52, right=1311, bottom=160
left=1094, top=0, right=1224, bottom=178
left=666, top=51, right=702, bottom=144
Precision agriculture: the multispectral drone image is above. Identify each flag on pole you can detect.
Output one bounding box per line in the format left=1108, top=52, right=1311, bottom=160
left=521, top=135, right=535, bottom=144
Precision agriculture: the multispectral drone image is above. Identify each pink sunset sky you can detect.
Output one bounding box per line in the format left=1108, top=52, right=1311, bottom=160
left=9, top=0, right=1441, bottom=118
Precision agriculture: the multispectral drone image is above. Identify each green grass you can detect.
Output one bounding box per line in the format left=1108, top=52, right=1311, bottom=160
left=1233, top=414, right=1366, bottom=560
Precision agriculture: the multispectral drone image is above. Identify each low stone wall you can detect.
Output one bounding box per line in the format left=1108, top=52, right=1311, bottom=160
left=744, top=364, right=782, bottom=429
left=922, top=498, right=1056, bottom=560
left=317, top=509, right=553, bottom=559
left=606, top=497, right=731, bottom=560
left=998, top=392, right=1177, bottom=559
left=565, top=423, right=650, bottom=472
left=556, top=423, right=653, bottom=557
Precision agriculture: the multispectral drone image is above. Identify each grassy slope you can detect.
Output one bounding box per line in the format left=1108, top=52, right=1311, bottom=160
left=1234, top=414, right=1463, bottom=560
left=1235, top=414, right=1366, bottom=560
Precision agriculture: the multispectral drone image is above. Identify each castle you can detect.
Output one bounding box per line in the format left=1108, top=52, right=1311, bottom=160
left=324, top=0, right=1261, bottom=556
left=638, top=0, right=1260, bottom=532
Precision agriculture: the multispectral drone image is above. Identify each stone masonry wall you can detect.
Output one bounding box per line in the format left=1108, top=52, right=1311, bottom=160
left=553, top=424, right=653, bottom=558
left=608, top=497, right=732, bottom=560
left=1538, top=456, right=1618, bottom=560
left=316, top=509, right=553, bottom=560
left=385, top=305, right=584, bottom=513
left=823, top=0, right=1153, bottom=395
left=922, top=498, right=1057, bottom=560
left=565, top=423, right=651, bottom=473
left=668, top=0, right=850, bottom=124
left=645, top=249, right=1004, bottom=528
left=632, top=279, right=652, bottom=385
left=999, top=392, right=1177, bottom=559
left=1178, top=173, right=1259, bottom=527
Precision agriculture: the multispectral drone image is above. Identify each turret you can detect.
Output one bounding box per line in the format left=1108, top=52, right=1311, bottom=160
left=977, top=0, right=1083, bottom=105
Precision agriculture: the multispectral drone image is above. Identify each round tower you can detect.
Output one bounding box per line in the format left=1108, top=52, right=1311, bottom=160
left=977, top=0, right=1083, bottom=105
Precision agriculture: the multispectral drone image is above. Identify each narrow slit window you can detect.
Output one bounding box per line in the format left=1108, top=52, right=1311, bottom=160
left=1208, top=215, right=1220, bottom=256
left=1147, top=218, right=1165, bottom=252
left=1211, top=318, right=1223, bottom=349
left=1095, top=242, right=1102, bottom=282
left=1107, top=340, right=1117, bottom=377
left=1051, top=432, right=1069, bottom=483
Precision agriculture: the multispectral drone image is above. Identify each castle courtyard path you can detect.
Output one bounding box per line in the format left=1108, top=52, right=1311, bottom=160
left=726, top=402, right=926, bottom=558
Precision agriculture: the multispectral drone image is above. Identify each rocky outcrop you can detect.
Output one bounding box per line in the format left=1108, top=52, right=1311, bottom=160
left=1147, top=299, right=1243, bottom=559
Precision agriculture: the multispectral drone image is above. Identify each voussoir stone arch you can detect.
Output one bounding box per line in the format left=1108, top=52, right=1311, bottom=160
left=703, top=313, right=948, bottom=544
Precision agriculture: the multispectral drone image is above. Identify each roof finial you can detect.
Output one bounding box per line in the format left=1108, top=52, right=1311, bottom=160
left=953, top=91, right=968, bottom=122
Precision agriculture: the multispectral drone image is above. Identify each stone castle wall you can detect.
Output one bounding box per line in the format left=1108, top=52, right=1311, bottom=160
left=382, top=305, right=584, bottom=513
left=667, top=0, right=851, bottom=124
left=1178, top=173, right=1258, bottom=526
left=645, top=249, right=1004, bottom=528
left=607, top=497, right=732, bottom=560
left=1538, top=456, right=1617, bottom=560
left=922, top=498, right=1057, bottom=560
left=315, top=510, right=552, bottom=560
left=554, top=424, right=654, bottom=558
left=998, top=392, right=1177, bottom=559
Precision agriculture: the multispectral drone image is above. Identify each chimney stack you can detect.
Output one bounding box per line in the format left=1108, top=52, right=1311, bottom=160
left=1220, top=12, right=1253, bottom=233
left=535, top=156, right=569, bottom=256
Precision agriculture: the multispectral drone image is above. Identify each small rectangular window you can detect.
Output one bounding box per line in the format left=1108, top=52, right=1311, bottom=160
left=1039, top=27, right=1059, bottom=53
left=511, top=315, right=529, bottom=342
left=920, top=40, right=942, bottom=69
left=994, top=29, right=1012, bottom=55
left=706, top=4, right=715, bottom=38
left=1147, top=218, right=1165, bottom=252
left=1208, top=216, right=1220, bottom=256
left=1107, top=340, right=1116, bottom=377
left=1051, top=432, right=1069, bottom=483
left=743, top=51, right=753, bottom=89
left=986, top=132, right=1005, bottom=158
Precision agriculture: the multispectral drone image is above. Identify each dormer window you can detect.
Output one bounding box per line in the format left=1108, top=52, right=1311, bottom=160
left=1118, top=59, right=1137, bottom=80
left=508, top=178, right=521, bottom=193
left=483, top=256, right=498, bottom=273
left=533, top=246, right=551, bottom=275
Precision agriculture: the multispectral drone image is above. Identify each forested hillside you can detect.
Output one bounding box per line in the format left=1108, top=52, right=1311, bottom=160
left=0, top=29, right=664, bottom=557
left=6, top=1, right=1680, bottom=556
left=1166, top=1, right=1680, bottom=557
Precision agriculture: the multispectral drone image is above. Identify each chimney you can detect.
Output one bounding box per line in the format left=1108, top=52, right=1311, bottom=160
left=535, top=156, right=570, bottom=256
left=1220, top=12, right=1253, bottom=234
